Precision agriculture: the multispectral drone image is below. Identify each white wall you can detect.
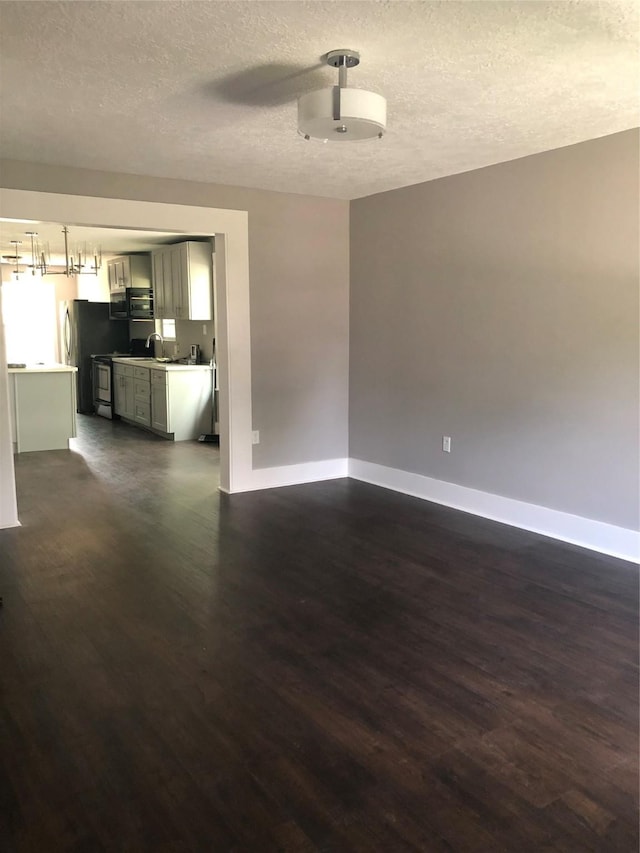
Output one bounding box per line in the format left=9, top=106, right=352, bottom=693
left=77, top=265, right=109, bottom=302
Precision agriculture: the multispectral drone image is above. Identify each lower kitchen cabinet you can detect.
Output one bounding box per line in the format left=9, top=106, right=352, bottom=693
left=112, top=360, right=212, bottom=441
left=133, top=368, right=151, bottom=427
left=8, top=365, right=77, bottom=453
left=133, top=399, right=151, bottom=427
left=151, top=372, right=169, bottom=432
left=151, top=368, right=212, bottom=441
left=113, top=364, right=134, bottom=420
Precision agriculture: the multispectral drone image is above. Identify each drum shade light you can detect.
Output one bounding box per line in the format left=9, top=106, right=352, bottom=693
left=297, top=50, right=386, bottom=142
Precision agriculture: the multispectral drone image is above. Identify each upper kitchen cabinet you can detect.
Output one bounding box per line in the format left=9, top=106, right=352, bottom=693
left=107, top=254, right=152, bottom=293
left=152, top=241, right=213, bottom=321
left=152, top=246, right=180, bottom=319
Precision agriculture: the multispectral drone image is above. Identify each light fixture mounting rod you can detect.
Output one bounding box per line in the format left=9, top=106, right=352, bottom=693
left=325, top=50, right=360, bottom=123
left=62, top=225, right=72, bottom=277
left=26, top=230, right=38, bottom=275
left=325, top=49, right=360, bottom=88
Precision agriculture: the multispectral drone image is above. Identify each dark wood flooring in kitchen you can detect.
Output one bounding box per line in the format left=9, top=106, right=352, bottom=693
left=0, top=416, right=638, bottom=852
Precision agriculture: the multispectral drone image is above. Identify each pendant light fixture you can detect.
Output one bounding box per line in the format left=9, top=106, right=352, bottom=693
left=18, top=227, right=102, bottom=277
left=55, top=226, right=102, bottom=277
left=2, top=241, right=22, bottom=279
left=297, top=50, right=386, bottom=142
left=25, top=231, right=47, bottom=276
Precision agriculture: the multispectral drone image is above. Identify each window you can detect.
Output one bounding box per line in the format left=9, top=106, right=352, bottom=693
left=1, top=275, right=57, bottom=364
left=157, top=319, right=176, bottom=340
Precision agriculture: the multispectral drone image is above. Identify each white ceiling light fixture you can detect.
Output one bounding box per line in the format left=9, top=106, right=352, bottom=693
left=298, top=49, right=386, bottom=143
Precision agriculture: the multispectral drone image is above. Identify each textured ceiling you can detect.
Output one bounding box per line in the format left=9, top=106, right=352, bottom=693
left=0, top=0, right=638, bottom=200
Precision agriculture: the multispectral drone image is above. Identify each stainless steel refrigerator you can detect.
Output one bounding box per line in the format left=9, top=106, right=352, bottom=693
left=60, top=300, right=129, bottom=414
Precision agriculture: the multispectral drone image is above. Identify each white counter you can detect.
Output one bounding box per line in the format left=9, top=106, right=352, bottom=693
left=8, top=366, right=78, bottom=453
left=111, top=358, right=212, bottom=373
left=8, top=363, right=78, bottom=374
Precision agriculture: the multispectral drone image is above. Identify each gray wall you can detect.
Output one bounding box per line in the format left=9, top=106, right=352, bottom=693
left=350, top=130, right=640, bottom=530
left=4, top=131, right=638, bottom=530
left=0, top=160, right=350, bottom=469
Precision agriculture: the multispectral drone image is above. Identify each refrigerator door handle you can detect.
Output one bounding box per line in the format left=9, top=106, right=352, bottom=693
left=64, top=309, right=71, bottom=363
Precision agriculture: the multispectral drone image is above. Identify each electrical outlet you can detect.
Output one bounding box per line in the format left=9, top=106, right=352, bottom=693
left=442, top=435, right=451, bottom=453
left=252, top=430, right=260, bottom=445
left=202, top=324, right=207, bottom=335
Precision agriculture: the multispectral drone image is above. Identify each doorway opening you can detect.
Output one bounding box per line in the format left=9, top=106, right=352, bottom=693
left=0, top=189, right=253, bottom=529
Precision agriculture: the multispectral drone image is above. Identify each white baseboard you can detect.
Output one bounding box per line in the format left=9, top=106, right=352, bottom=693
left=226, top=453, right=638, bottom=563
left=241, top=457, right=349, bottom=493
left=348, top=458, right=640, bottom=564
left=0, top=520, right=21, bottom=530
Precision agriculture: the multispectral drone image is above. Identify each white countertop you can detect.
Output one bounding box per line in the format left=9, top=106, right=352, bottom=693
left=8, top=363, right=78, bottom=374
left=112, top=357, right=212, bottom=372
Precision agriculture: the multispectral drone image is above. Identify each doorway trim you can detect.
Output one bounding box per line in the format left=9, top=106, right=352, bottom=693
left=0, top=189, right=253, bottom=494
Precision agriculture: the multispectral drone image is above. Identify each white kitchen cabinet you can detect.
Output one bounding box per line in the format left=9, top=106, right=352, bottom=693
left=152, top=251, right=165, bottom=318
left=8, top=365, right=77, bottom=453
left=133, top=366, right=151, bottom=427
left=133, top=397, right=151, bottom=427
left=107, top=261, right=119, bottom=292
left=107, top=254, right=152, bottom=293
left=152, top=247, right=175, bottom=319
left=152, top=249, right=175, bottom=319
left=113, top=363, right=134, bottom=420
left=153, top=368, right=211, bottom=441
left=112, top=359, right=212, bottom=441
left=151, top=372, right=169, bottom=433
left=164, top=247, right=179, bottom=319
left=151, top=241, right=213, bottom=321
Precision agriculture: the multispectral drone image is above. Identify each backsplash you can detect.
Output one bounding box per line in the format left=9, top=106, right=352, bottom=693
left=175, top=319, right=215, bottom=363
left=129, top=318, right=215, bottom=363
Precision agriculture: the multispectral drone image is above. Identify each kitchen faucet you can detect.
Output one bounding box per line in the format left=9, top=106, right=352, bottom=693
left=145, top=331, right=164, bottom=358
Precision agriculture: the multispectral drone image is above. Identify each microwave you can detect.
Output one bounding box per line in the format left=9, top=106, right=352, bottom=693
left=110, top=287, right=154, bottom=320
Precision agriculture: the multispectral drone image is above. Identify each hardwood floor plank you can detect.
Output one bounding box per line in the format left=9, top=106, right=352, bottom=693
left=0, top=415, right=637, bottom=851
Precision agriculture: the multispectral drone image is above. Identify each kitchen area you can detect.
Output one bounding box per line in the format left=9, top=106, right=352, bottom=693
left=1, top=222, right=218, bottom=454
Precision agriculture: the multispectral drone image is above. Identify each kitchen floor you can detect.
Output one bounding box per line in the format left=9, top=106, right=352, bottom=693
left=0, top=417, right=638, bottom=851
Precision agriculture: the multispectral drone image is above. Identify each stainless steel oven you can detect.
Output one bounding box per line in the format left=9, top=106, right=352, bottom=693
left=93, top=356, right=115, bottom=419
left=92, top=342, right=151, bottom=419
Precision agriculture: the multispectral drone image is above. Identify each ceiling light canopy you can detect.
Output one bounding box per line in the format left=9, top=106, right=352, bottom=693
left=298, top=50, right=386, bottom=143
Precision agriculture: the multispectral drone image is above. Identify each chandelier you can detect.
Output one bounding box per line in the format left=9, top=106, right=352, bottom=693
left=1, top=241, right=23, bottom=279
left=3, top=227, right=103, bottom=277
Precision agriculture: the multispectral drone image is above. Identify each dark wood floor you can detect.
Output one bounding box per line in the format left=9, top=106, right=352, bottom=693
left=0, top=416, right=637, bottom=852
